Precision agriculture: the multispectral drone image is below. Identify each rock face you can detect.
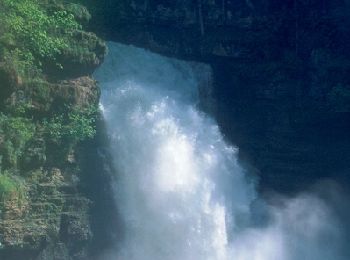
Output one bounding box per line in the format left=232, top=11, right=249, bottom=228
left=0, top=168, right=91, bottom=259
left=1, top=1, right=349, bottom=258
left=0, top=2, right=110, bottom=259
left=0, top=75, right=102, bottom=259
left=87, top=0, right=350, bottom=192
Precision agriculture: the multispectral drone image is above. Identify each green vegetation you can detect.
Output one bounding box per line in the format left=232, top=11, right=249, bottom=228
left=0, top=173, right=26, bottom=204
left=0, top=0, right=102, bottom=250
left=2, top=48, right=38, bottom=77
left=0, top=0, right=81, bottom=71
left=44, top=107, right=97, bottom=143
left=0, top=114, right=35, bottom=168
left=0, top=0, right=101, bottom=167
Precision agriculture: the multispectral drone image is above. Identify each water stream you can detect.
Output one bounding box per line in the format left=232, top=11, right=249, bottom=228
left=93, top=42, right=347, bottom=260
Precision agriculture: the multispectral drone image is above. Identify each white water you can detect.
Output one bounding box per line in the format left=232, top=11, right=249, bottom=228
left=94, top=42, right=347, bottom=260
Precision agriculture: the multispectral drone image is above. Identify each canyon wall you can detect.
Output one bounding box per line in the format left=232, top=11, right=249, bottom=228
left=85, top=0, right=350, bottom=192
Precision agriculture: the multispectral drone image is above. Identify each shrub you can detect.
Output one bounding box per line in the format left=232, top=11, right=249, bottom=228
left=43, top=106, right=97, bottom=143
left=0, top=173, right=25, bottom=203
left=3, top=48, right=39, bottom=77
left=0, top=0, right=81, bottom=71
left=0, top=114, right=35, bottom=167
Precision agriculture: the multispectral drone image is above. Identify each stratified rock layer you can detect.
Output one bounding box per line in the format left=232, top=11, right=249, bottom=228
left=0, top=2, right=108, bottom=259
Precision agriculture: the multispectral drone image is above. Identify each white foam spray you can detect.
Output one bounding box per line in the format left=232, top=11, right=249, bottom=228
left=94, top=42, right=347, bottom=260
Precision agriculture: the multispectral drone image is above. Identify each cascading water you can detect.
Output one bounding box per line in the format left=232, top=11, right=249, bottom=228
left=94, top=42, right=348, bottom=260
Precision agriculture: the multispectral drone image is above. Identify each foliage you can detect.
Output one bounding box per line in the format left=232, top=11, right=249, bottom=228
left=0, top=114, right=35, bottom=167
left=0, top=173, right=26, bottom=203
left=25, top=79, right=52, bottom=112
left=0, top=0, right=82, bottom=72
left=3, top=48, right=40, bottom=78
left=67, top=108, right=97, bottom=140
left=0, top=0, right=100, bottom=176
left=44, top=106, right=97, bottom=143
left=65, top=3, right=91, bottom=23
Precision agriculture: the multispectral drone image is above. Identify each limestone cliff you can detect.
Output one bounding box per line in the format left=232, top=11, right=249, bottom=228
left=0, top=1, right=108, bottom=259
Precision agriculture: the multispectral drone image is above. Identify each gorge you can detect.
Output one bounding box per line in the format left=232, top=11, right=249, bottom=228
left=92, top=41, right=349, bottom=260
left=0, top=0, right=349, bottom=259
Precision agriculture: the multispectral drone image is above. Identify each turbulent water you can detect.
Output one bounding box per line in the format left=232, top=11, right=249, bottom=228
left=94, top=42, right=348, bottom=260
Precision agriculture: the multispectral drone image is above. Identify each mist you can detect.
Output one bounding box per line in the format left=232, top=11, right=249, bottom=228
left=94, top=42, right=349, bottom=260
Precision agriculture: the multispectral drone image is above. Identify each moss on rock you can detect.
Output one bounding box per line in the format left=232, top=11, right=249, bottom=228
left=0, top=0, right=106, bottom=259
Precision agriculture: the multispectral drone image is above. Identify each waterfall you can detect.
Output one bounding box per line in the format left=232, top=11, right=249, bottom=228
left=93, top=42, right=348, bottom=260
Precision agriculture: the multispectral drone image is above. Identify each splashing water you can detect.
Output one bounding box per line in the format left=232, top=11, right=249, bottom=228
left=94, top=42, right=347, bottom=260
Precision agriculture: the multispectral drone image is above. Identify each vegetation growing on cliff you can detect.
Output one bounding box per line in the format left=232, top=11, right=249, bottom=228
left=0, top=1, right=105, bottom=254
left=0, top=0, right=101, bottom=168
left=44, top=106, right=98, bottom=143
left=0, top=114, right=35, bottom=168
left=0, top=173, right=26, bottom=205
left=0, top=0, right=80, bottom=71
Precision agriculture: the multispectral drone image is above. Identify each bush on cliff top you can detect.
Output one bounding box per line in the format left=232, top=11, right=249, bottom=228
left=0, top=0, right=81, bottom=73
left=0, top=0, right=100, bottom=175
